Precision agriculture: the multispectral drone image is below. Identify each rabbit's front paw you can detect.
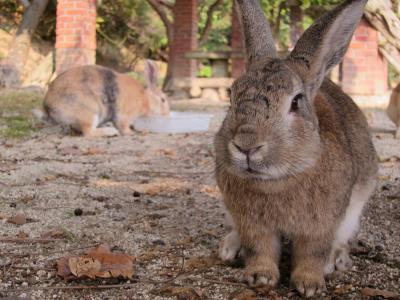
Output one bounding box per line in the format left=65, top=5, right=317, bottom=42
left=219, top=230, right=241, bottom=262
left=240, top=265, right=279, bottom=288
left=291, top=271, right=326, bottom=298
left=334, top=247, right=352, bottom=271
left=325, top=244, right=352, bottom=274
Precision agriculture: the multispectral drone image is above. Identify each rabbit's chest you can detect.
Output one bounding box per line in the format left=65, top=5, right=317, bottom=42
left=224, top=185, right=341, bottom=236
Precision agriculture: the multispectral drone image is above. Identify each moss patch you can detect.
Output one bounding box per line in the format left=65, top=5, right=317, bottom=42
left=0, top=90, right=43, bottom=139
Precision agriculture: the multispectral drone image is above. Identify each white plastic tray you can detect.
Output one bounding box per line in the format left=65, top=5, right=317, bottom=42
left=133, top=111, right=212, bottom=133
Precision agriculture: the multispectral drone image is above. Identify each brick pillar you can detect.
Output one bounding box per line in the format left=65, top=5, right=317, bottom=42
left=342, top=18, right=388, bottom=95
left=231, top=2, right=245, bottom=78
left=170, top=0, right=197, bottom=83
left=55, top=0, right=97, bottom=74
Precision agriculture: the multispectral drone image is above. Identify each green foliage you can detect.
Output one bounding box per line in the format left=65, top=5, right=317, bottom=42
left=0, top=91, right=42, bottom=139
left=197, top=64, right=212, bottom=78
left=97, top=0, right=168, bottom=61
left=198, top=0, right=232, bottom=51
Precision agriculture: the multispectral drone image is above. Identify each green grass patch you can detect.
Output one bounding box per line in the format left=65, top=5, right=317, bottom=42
left=0, top=90, right=43, bottom=139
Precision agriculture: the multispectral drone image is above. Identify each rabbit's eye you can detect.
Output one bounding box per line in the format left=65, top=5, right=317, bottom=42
left=257, top=95, right=268, bottom=103
left=290, top=93, right=303, bottom=113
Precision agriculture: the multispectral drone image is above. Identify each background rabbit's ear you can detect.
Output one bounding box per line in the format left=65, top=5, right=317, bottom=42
left=144, top=59, right=158, bottom=88
left=235, top=0, right=277, bottom=70
left=290, top=0, right=367, bottom=98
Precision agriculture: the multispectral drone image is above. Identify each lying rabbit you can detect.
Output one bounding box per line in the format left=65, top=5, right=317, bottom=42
left=387, top=83, right=400, bottom=138
left=41, top=60, right=169, bottom=137
left=215, top=0, right=377, bottom=297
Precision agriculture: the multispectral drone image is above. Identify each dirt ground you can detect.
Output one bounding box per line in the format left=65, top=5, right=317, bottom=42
left=0, top=105, right=399, bottom=300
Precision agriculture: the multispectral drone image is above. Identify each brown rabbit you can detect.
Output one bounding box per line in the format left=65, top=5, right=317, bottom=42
left=215, top=0, right=377, bottom=297
left=41, top=60, right=169, bottom=137
left=387, top=83, right=400, bottom=138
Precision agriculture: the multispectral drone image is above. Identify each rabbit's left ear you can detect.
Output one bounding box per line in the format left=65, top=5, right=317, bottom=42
left=290, top=0, right=367, bottom=98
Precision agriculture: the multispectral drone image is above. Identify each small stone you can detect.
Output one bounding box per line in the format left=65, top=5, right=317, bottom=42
left=152, top=239, right=166, bottom=246
left=36, top=270, right=46, bottom=277
left=21, top=282, right=28, bottom=287
left=74, top=208, right=83, bottom=216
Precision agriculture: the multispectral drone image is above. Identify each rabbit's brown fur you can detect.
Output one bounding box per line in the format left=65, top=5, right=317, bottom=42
left=387, top=83, right=400, bottom=138
left=43, top=61, right=169, bottom=137
left=215, top=0, right=377, bottom=297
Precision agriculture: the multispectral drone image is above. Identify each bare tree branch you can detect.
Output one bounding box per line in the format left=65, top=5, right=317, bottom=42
left=158, top=0, right=174, bottom=10
left=146, top=0, right=173, bottom=43
left=19, top=0, right=31, bottom=8
left=199, top=0, right=224, bottom=47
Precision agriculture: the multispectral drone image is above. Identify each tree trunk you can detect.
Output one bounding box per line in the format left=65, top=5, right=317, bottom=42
left=289, top=3, right=303, bottom=49
left=0, top=0, right=50, bottom=88
left=364, top=0, right=400, bottom=75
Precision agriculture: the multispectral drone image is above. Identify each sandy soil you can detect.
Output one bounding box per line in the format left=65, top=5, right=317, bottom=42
left=0, top=107, right=399, bottom=300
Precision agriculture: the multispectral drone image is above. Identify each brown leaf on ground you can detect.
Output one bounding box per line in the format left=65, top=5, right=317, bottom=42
left=57, top=244, right=135, bottom=280
left=200, top=185, right=221, bottom=199
left=361, top=287, right=398, bottom=299
left=93, top=178, right=190, bottom=196
left=134, top=178, right=191, bottom=196
left=69, top=257, right=102, bottom=279
left=185, top=254, right=221, bottom=270
left=334, top=284, right=353, bottom=295
left=155, top=148, right=176, bottom=158
left=7, top=213, right=27, bottom=225
left=152, top=286, right=202, bottom=300
left=229, top=289, right=257, bottom=300
left=0, top=212, right=8, bottom=220
left=41, top=228, right=67, bottom=239
left=16, top=231, right=29, bottom=239
left=20, top=195, right=34, bottom=204
left=83, top=147, right=106, bottom=155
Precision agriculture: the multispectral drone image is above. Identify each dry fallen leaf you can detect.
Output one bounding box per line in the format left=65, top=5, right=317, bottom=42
left=361, top=287, right=398, bottom=299
left=41, top=228, right=67, bottom=239
left=185, top=255, right=221, bottom=270
left=200, top=185, right=221, bottom=199
left=16, top=231, right=29, bottom=239
left=57, top=244, right=135, bottom=280
left=334, top=284, right=353, bottom=295
left=229, top=289, right=258, bottom=300
left=84, top=147, right=106, bottom=155
left=7, top=213, right=27, bottom=225
left=69, top=257, right=102, bottom=278
left=155, top=148, right=176, bottom=158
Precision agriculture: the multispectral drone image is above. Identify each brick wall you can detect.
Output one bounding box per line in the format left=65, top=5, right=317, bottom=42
left=231, top=2, right=245, bottom=79
left=342, top=18, right=388, bottom=95
left=55, top=0, right=97, bottom=74
left=169, top=0, right=198, bottom=81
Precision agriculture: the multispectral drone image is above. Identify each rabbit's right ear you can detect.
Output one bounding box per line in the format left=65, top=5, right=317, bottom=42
left=144, top=59, right=158, bottom=89
left=290, top=0, right=367, bottom=98
left=235, top=0, right=277, bottom=70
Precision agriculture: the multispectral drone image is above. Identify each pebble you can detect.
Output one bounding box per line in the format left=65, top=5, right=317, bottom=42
left=21, top=281, right=28, bottom=287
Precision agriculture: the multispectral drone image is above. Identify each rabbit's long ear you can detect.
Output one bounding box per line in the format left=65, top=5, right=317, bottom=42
left=235, top=0, right=277, bottom=69
left=290, top=0, right=367, bottom=97
left=144, top=59, right=158, bottom=88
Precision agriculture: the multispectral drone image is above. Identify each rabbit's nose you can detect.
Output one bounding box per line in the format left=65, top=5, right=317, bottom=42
left=233, top=142, right=263, bottom=156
